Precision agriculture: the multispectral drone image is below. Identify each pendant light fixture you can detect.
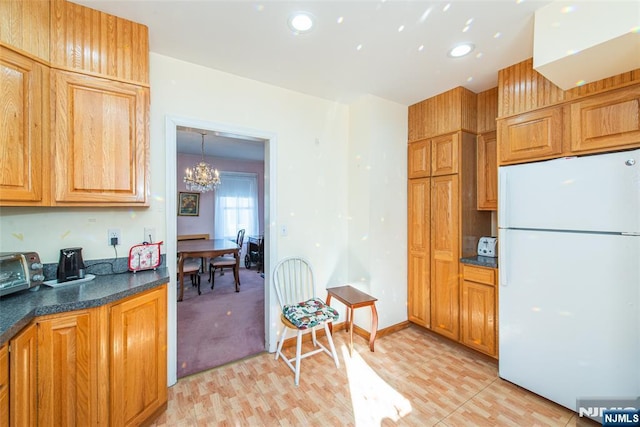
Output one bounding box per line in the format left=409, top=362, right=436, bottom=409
left=183, top=132, right=221, bottom=192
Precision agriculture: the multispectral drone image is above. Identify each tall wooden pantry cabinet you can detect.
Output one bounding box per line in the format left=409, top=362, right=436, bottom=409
left=407, top=87, right=492, bottom=341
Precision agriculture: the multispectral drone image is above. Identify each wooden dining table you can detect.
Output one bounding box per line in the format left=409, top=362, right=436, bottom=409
left=177, top=239, right=240, bottom=301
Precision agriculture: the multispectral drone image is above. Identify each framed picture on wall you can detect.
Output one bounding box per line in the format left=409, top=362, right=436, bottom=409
left=178, top=192, right=200, bottom=216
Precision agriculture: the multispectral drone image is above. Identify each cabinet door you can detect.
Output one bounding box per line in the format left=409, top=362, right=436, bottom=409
left=408, top=178, right=430, bottom=327
left=570, top=86, right=640, bottom=153
left=38, top=310, right=102, bottom=426
left=110, top=285, right=167, bottom=427
left=0, top=46, right=49, bottom=205
left=431, top=175, right=460, bottom=340
left=0, top=344, right=8, bottom=427
left=9, top=323, right=37, bottom=427
left=477, top=131, right=497, bottom=211
left=498, top=106, right=564, bottom=164
left=461, top=265, right=497, bottom=357
left=431, top=133, right=459, bottom=176
left=408, top=140, right=430, bottom=179
left=52, top=69, right=149, bottom=206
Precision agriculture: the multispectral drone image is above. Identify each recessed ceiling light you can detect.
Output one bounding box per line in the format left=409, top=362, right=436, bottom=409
left=288, top=12, right=314, bottom=33
left=448, top=43, right=474, bottom=58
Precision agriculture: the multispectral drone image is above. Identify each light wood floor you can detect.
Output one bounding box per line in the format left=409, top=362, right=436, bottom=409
left=151, top=324, right=597, bottom=426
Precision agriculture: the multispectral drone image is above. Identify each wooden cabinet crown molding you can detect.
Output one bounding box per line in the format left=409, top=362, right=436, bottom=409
left=0, top=0, right=50, bottom=61
left=498, top=57, right=640, bottom=119
left=408, top=87, right=478, bottom=142
left=50, top=0, right=149, bottom=85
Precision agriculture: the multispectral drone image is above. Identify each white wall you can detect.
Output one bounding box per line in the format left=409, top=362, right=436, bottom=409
left=347, top=95, right=408, bottom=330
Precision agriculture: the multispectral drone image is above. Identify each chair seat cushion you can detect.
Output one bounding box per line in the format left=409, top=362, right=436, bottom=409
left=283, top=298, right=339, bottom=330
left=211, top=256, right=236, bottom=266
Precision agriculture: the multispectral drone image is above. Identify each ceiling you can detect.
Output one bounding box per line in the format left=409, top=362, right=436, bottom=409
left=74, top=0, right=558, bottom=159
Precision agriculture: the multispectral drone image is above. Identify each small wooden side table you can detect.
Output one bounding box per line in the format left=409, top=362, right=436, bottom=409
left=326, top=285, right=378, bottom=355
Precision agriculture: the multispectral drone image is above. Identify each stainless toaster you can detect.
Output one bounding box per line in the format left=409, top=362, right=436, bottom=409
left=477, top=236, right=498, bottom=258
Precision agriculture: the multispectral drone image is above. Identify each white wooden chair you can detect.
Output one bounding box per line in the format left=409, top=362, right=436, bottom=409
left=273, top=257, right=340, bottom=385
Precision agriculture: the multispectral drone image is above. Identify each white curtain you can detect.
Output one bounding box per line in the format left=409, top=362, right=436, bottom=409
left=214, top=172, right=259, bottom=242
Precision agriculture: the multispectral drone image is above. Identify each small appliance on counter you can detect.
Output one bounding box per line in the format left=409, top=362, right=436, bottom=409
left=128, top=241, right=163, bottom=272
left=477, top=236, right=498, bottom=258
left=0, top=252, right=45, bottom=297
left=57, top=247, right=86, bottom=283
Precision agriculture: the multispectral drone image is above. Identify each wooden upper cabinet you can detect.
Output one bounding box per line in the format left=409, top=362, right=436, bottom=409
left=0, top=0, right=50, bottom=60
left=52, top=69, right=149, bottom=205
left=477, top=131, right=497, bottom=210
left=408, top=139, right=430, bottom=178
left=431, top=133, right=459, bottom=176
left=0, top=46, right=50, bottom=206
left=570, top=86, right=640, bottom=153
left=50, top=0, right=149, bottom=84
left=498, top=106, right=564, bottom=164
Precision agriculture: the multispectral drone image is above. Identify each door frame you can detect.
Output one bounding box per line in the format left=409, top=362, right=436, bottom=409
left=165, top=115, right=277, bottom=386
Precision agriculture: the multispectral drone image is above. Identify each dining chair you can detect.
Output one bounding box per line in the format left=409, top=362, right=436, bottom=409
left=208, top=229, right=245, bottom=290
left=180, top=257, right=202, bottom=294
left=272, top=257, right=340, bottom=385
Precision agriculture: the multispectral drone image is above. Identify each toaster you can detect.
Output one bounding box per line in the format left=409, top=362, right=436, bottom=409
left=477, top=237, right=498, bottom=258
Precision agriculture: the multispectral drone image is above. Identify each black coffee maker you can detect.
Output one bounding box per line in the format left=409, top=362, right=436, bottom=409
left=57, top=247, right=86, bottom=283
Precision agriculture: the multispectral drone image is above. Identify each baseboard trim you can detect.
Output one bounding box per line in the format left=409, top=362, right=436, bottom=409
left=278, top=320, right=411, bottom=350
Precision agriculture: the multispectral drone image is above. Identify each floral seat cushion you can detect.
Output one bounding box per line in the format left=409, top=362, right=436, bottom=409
left=283, top=298, right=339, bottom=330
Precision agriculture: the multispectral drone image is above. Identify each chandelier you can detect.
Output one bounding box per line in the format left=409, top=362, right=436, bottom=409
left=183, top=132, right=221, bottom=192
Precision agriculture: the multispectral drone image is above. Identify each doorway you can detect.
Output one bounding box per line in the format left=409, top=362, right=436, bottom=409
left=165, top=116, right=276, bottom=386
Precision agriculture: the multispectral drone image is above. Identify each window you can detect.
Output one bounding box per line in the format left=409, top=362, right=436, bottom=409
left=214, top=172, right=259, bottom=241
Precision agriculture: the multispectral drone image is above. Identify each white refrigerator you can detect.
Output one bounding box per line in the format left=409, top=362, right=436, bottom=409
left=498, top=149, right=640, bottom=412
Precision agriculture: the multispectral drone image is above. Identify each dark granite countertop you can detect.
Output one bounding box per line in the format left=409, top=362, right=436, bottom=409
left=0, top=268, right=169, bottom=346
left=460, top=256, right=498, bottom=269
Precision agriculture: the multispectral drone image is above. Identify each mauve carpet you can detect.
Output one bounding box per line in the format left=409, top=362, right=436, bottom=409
left=177, top=266, right=265, bottom=378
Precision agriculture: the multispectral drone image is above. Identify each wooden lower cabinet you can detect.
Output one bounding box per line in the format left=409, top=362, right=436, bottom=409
left=9, top=323, right=37, bottom=427
left=110, top=286, right=168, bottom=427
left=460, top=264, right=497, bottom=357
left=0, top=344, right=9, bottom=426
left=37, top=309, right=102, bottom=426
left=5, top=284, right=167, bottom=426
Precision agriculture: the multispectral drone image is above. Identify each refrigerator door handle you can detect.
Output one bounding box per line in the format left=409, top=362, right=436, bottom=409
left=498, top=168, right=508, bottom=228
left=500, top=232, right=508, bottom=287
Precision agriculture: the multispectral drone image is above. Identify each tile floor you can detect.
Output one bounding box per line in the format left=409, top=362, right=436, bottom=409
left=151, top=325, right=598, bottom=426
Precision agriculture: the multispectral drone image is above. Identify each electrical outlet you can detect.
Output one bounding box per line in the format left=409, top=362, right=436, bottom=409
left=144, top=227, right=156, bottom=243
left=107, top=228, right=121, bottom=246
